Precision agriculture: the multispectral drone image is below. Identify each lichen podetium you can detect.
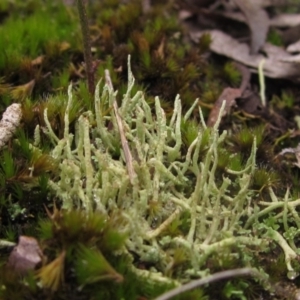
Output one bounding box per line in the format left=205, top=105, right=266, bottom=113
left=42, top=56, right=300, bottom=287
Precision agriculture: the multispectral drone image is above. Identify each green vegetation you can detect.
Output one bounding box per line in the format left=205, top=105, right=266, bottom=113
left=0, top=1, right=79, bottom=76
left=1, top=0, right=300, bottom=299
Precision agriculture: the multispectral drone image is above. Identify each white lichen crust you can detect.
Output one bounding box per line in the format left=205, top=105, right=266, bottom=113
left=0, top=103, right=22, bottom=149
left=44, top=56, right=300, bottom=286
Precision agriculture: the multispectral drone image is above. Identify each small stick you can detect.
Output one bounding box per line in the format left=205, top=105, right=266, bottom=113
left=0, top=103, right=22, bottom=149
left=76, top=0, right=95, bottom=95
left=105, top=70, right=136, bottom=184
left=154, top=268, right=262, bottom=300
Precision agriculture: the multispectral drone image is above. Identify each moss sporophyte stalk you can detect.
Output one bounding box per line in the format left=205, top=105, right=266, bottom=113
left=38, top=56, right=300, bottom=285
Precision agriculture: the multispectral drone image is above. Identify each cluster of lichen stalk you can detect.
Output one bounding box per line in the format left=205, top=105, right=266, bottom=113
left=31, top=56, right=297, bottom=291
left=27, top=0, right=299, bottom=293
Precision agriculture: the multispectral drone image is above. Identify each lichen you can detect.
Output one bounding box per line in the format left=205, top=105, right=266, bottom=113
left=43, top=56, right=300, bottom=287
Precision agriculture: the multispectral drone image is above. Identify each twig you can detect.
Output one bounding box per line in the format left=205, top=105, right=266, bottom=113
left=155, top=268, right=262, bottom=300
left=146, top=208, right=181, bottom=239
left=105, top=70, right=136, bottom=184
left=0, top=103, right=22, bottom=149
left=76, top=0, right=95, bottom=95
left=142, top=0, right=151, bottom=13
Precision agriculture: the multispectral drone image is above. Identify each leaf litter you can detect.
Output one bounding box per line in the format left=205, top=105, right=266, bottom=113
left=185, top=0, right=300, bottom=80
left=184, top=1, right=300, bottom=173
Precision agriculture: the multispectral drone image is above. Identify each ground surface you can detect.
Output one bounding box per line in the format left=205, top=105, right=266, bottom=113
left=1, top=1, right=300, bottom=299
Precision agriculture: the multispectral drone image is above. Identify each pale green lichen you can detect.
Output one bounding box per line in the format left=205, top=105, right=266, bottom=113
left=42, top=56, right=300, bottom=285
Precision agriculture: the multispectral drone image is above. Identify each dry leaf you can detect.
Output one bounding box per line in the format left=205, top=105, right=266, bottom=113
left=233, top=0, right=269, bottom=54
left=142, top=0, right=151, bottom=13
left=280, top=54, right=300, bottom=63
left=210, top=9, right=300, bottom=30
left=223, top=0, right=293, bottom=8
left=207, top=62, right=251, bottom=126
left=287, top=40, right=300, bottom=53
left=179, top=10, right=194, bottom=20
left=236, top=89, right=262, bottom=114
left=7, top=236, right=43, bottom=275
left=207, top=87, right=241, bottom=126
left=191, top=30, right=300, bottom=80
left=270, top=14, right=300, bottom=27
left=216, top=11, right=246, bottom=23
left=216, top=11, right=300, bottom=29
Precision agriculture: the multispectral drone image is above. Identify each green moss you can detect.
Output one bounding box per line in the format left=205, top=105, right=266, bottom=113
left=0, top=1, right=79, bottom=76
left=251, top=167, right=280, bottom=194
left=271, top=90, right=296, bottom=110
left=75, top=245, right=123, bottom=286
left=181, top=119, right=199, bottom=147
left=267, top=28, right=284, bottom=46
left=222, top=62, right=242, bottom=86
left=0, top=150, right=16, bottom=179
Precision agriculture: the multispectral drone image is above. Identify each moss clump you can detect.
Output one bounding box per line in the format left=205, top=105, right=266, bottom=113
left=0, top=1, right=79, bottom=76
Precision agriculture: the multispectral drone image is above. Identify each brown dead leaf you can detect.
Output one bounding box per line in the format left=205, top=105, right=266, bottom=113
left=233, top=0, right=269, bottom=54
left=191, top=30, right=300, bottom=80
left=207, top=62, right=251, bottom=126
left=223, top=0, right=293, bottom=9
left=270, top=14, right=300, bottom=27
left=207, top=87, right=241, bottom=126
left=236, top=89, right=265, bottom=115
left=287, top=40, right=300, bottom=53
left=212, top=10, right=300, bottom=30
left=7, top=236, right=43, bottom=275
left=280, top=54, right=300, bottom=63
left=179, top=10, right=194, bottom=21
left=233, top=62, right=251, bottom=91
left=142, top=0, right=151, bottom=13
left=216, top=11, right=246, bottom=23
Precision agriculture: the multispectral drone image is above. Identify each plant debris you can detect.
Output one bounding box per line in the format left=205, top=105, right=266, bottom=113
left=0, top=103, right=22, bottom=149
left=7, top=236, right=43, bottom=275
